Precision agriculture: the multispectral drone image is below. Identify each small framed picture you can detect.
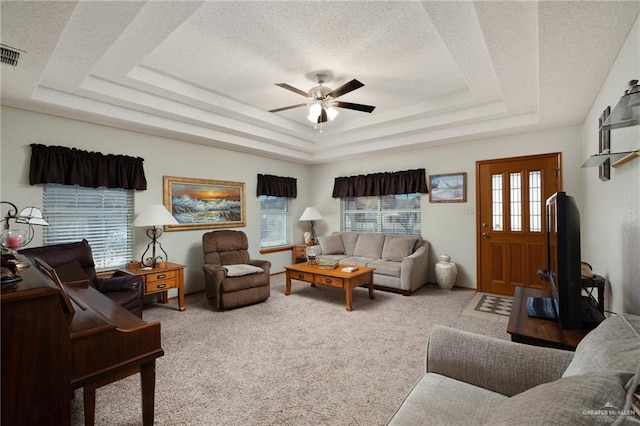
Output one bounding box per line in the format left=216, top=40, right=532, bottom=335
left=429, top=173, right=467, bottom=203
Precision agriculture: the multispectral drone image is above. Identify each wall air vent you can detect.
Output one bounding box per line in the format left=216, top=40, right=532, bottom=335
left=0, top=44, right=23, bottom=66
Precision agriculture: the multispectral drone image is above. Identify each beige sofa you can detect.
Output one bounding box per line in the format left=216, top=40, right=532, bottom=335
left=315, top=232, right=429, bottom=295
left=388, top=313, right=640, bottom=425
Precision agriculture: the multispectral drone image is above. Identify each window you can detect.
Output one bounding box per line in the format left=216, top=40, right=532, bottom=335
left=260, top=195, right=291, bottom=248
left=43, top=184, right=134, bottom=270
left=341, top=193, right=421, bottom=235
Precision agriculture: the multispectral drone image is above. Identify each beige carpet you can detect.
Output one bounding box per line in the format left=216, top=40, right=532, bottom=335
left=72, top=275, right=510, bottom=425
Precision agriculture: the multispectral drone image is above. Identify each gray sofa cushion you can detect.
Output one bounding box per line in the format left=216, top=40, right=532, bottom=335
left=486, top=372, right=630, bottom=425
left=388, top=373, right=506, bottom=426
left=563, top=314, right=640, bottom=377
left=318, top=234, right=345, bottom=255
left=382, top=237, right=417, bottom=261
left=353, top=233, right=385, bottom=259
left=340, top=232, right=360, bottom=255
left=368, top=259, right=402, bottom=278
left=339, top=256, right=375, bottom=267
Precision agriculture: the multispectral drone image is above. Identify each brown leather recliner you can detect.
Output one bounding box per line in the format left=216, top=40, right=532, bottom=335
left=20, top=239, right=144, bottom=318
left=202, top=230, right=271, bottom=310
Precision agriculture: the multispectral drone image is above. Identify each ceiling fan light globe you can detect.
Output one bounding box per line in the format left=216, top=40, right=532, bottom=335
left=307, top=103, right=322, bottom=122
left=326, top=107, right=339, bottom=121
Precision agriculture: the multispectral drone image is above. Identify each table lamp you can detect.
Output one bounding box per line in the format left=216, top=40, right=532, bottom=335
left=299, top=207, right=322, bottom=245
left=134, top=204, right=179, bottom=268
left=1, top=201, right=49, bottom=283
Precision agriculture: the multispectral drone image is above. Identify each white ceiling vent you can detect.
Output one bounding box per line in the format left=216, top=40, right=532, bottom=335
left=1, top=45, right=23, bottom=66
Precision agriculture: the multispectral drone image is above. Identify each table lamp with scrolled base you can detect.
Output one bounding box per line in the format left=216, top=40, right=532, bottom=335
left=134, top=204, right=179, bottom=268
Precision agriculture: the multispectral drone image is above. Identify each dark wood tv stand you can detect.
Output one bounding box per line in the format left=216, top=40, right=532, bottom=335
left=507, top=287, right=589, bottom=351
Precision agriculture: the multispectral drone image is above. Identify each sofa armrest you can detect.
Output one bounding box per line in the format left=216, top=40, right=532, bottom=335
left=399, top=241, right=430, bottom=292
left=203, top=264, right=226, bottom=278
left=93, top=274, right=142, bottom=294
left=426, top=326, right=574, bottom=396
left=249, top=259, right=271, bottom=272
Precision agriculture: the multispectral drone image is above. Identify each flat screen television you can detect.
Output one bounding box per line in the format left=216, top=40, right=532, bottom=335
left=527, top=191, right=585, bottom=329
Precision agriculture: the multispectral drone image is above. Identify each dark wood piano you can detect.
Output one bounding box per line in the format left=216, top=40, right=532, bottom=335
left=1, top=260, right=164, bottom=425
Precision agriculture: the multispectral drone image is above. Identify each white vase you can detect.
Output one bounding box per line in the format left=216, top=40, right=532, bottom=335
left=435, top=254, right=457, bottom=290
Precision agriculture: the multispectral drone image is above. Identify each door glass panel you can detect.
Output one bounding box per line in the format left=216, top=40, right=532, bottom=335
left=492, top=174, right=503, bottom=231
left=510, top=172, right=522, bottom=231
left=529, top=171, right=542, bottom=232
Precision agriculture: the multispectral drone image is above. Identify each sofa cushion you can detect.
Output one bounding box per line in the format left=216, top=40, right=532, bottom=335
left=318, top=254, right=349, bottom=262
left=563, top=314, right=640, bottom=377
left=318, top=234, right=345, bottom=255
left=486, top=372, right=630, bottom=425
left=353, top=233, right=385, bottom=259
left=368, top=259, right=402, bottom=278
left=382, top=237, right=417, bottom=261
left=388, top=373, right=506, bottom=426
left=338, top=256, right=375, bottom=267
left=340, top=232, right=360, bottom=255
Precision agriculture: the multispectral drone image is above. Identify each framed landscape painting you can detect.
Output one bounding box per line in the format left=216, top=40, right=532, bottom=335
left=163, top=176, right=246, bottom=231
left=429, top=173, right=467, bottom=203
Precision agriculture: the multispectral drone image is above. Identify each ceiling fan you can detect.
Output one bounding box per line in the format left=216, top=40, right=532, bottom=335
left=269, top=73, right=376, bottom=126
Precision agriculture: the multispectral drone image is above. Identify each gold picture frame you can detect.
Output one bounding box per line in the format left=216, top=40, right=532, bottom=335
left=163, top=176, right=246, bottom=231
left=428, top=173, right=467, bottom=203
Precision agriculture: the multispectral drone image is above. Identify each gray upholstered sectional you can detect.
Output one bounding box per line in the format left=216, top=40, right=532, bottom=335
left=315, top=232, right=430, bottom=295
left=388, top=313, right=640, bottom=425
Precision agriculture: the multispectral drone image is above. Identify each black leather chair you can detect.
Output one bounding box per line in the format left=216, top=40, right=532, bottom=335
left=20, top=239, right=143, bottom=317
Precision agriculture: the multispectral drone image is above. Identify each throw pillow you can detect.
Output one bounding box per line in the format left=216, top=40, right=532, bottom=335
left=318, top=234, right=345, bottom=255
left=486, top=372, right=630, bottom=425
left=382, top=237, right=417, bottom=262
left=224, top=264, right=264, bottom=277
left=563, top=314, right=640, bottom=377
left=353, top=233, right=385, bottom=259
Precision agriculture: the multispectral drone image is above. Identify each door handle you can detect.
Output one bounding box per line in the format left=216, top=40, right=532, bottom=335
left=482, top=233, right=489, bottom=238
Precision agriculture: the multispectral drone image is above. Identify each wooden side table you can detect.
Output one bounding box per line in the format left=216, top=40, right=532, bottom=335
left=125, top=262, right=186, bottom=311
left=292, top=244, right=308, bottom=264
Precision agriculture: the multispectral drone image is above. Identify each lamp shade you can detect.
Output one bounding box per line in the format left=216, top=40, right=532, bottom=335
left=134, top=204, right=179, bottom=227
left=15, top=207, right=49, bottom=226
left=299, top=207, right=322, bottom=222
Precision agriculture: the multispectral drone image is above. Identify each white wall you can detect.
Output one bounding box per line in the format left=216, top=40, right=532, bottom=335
left=0, top=106, right=311, bottom=294
left=581, top=14, right=640, bottom=315
left=1, top=106, right=589, bottom=295
left=310, top=125, right=584, bottom=288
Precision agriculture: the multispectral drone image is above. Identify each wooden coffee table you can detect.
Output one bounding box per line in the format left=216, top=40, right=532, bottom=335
left=284, top=263, right=375, bottom=311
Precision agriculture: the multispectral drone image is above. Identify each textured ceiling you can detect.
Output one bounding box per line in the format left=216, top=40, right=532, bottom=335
left=1, top=1, right=639, bottom=164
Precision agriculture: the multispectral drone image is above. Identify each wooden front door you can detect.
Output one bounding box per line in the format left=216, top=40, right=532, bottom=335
left=476, top=153, right=561, bottom=295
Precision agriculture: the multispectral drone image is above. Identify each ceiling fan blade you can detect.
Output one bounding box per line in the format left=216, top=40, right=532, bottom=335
left=318, top=108, right=328, bottom=123
left=268, top=103, right=308, bottom=113
left=333, top=101, right=376, bottom=113
left=275, top=83, right=310, bottom=98
left=327, top=79, right=364, bottom=99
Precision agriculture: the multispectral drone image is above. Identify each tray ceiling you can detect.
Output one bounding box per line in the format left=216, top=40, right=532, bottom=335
left=1, top=1, right=639, bottom=164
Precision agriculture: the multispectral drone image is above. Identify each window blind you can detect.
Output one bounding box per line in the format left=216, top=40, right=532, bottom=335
left=341, top=193, right=421, bottom=235
left=43, top=183, right=134, bottom=270
left=260, top=195, right=291, bottom=248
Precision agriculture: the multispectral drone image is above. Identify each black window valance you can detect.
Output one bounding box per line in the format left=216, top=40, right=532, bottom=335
left=332, top=168, right=428, bottom=198
left=29, top=144, right=147, bottom=190
left=257, top=174, right=297, bottom=198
